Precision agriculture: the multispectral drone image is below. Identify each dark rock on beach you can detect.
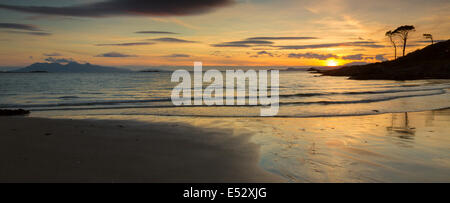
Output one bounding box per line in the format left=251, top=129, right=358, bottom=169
left=0, top=109, right=30, bottom=116
left=320, top=40, right=450, bottom=80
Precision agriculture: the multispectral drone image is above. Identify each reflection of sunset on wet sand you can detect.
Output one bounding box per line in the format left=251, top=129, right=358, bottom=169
left=31, top=108, right=448, bottom=182
left=168, top=109, right=450, bottom=182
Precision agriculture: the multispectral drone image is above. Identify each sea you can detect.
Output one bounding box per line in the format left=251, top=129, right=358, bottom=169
left=1, top=67, right=450, bottom=182
left=1, top=67, right=449, bottom=117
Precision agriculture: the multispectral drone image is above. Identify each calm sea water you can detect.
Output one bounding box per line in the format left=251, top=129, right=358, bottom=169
left=1, top=68, right=450, bottom=182
left=1, top=69, right=449, bottom=117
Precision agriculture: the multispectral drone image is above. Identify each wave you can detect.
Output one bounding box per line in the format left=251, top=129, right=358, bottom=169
left=279, top=86, right=448, bottom=98
left=20, top=89, right=446, bottom=112
left=0, top=88, right=446, bottom=108
left=0, top=98, right=171, bottom=108
left=58, top=96, right=80, bottom=99
left=5, top=85, right=444, bottom=106
left=281, top=90, right=445, bottom=105
left=31, top=106, right=450, bottom=118
left=1, top=86, right=446, bottom=109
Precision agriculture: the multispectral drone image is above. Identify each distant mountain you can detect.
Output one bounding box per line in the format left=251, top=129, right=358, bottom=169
left=139, top=70, right=161, bottom=72
left=13, top=62, right=131, bottom=73
left=321, top=40, right=450, bottom=80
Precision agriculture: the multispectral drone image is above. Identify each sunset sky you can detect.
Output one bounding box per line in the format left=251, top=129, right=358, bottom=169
left=0, top=0, right=449, bottom=69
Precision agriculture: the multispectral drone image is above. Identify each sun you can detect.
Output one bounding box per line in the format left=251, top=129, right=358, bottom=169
left=326, top=59, right=338, bottom=67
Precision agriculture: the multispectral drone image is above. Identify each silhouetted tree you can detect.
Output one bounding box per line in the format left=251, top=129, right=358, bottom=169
left=385, top=30, right=397, bottom=59
left=393, top=25, right=415, bottom=57
left=423, top=33, right=433, bottom=45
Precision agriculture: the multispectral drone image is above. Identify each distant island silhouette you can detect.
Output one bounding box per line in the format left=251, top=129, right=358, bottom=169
left=11, top=61, right=131, bottom=73
left=139, top=70, right=161, bottom=73
left=320, top=40, right=450, bottom=80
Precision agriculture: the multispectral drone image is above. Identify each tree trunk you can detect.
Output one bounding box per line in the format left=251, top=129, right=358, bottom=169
left=402, top=33, right=409, bottom=57
left=389, top=36, right=397, bottom=60
left=394, top=44, right=397, bottom=59
left=402, top=38, right=407, bottom=57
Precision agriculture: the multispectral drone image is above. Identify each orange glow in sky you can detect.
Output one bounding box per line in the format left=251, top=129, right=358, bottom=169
left=0, top=0, right=448, bottom=68
left=326, top=59, right=339, bottom=67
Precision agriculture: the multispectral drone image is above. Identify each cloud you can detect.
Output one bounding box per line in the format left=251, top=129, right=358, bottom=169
left=277, top=41, right=385, bottom=50
left=210, top=51, right=231, bottom=58
left=288, top=53, right=338, bottom=60
left=0, top=0, right=234, bottom=17
left=289, top=53, right=381, bottom=61
left=246, top=37, right=318, bottom=40
left=0, top=23, right=51, bottom=36
left=252, top=48, right=276, bottom=50
left=0, top=23, right=41, bottom=31
left=211, top=44, right=251, bottom=47
left=43, top=53, right=62, bottom=56
left=164, top=54, right=190, bottom=58
left=96, top=52, right=137, bottom=57
left=211, top=40, right=273, bottom=47
left=344, top=61, right=368, bottom=66
left=227, top=40, right=273, bottom=45
left=149, top=37, right=197, bottom=43
left=4, top=31, right=52, bottom=36
left=211, top=51, right=223, bottom=56
left=256, top=51, right=273, bottom=57
left=375, top=54, right=387, bottom=61
left=342, top=54, right=364, bottom=60
left=45, top=57, right=75, bottom=63
left=135, top=31, right=178, bottom=34
left=414, top=40, right=446, bottom=43
left=95, top=42, right=154, bottom=46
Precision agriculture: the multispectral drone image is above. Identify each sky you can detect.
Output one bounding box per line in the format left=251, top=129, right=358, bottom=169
left=0, top=0, right=449, bottom=69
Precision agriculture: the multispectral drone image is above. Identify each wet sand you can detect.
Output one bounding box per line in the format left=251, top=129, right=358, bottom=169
left=239, top=109, right=450, bottom=182
left=104, top=108, right=450, bottom=182
left=0, top=117, right=281, bottom=183
left=1, top=108, right=449, bottom=182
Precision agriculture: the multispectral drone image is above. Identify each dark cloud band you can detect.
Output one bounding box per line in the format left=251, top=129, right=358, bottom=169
left=95, top=42, right=154, bottom=46
left=164, top=54, right=191, bottom=58
left=0, top=23, right=41, bottom=31
left=211, top=40, right=273, bottom=47
left=247, top=37, right=318, bottom=40
left=277, top=41, right=385, bottom=49
left=135, top=31, right=178, bottom=34
left=149, top=38, right=197, bottom=43
left=342, top=54, right=364, bottom=60
left=288, top=53, right=338, bottom=60
left=4, top=31, right=51, bottom=36
left=43, top=53, right=62, bottom=57
left=0, top=0, right=234, bottom=17
left=96, top=52, right=137, bottom=57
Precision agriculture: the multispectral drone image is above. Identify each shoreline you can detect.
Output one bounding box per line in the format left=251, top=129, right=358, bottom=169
left=0, top=116, right=282, bottom=183
left=21, top=106, right=450, bottom=119
left=1, top=107, right=449, bottom=182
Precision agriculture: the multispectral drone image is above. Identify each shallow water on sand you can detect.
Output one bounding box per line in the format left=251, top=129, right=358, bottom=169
left=32, top=108, right=450, bottom=182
